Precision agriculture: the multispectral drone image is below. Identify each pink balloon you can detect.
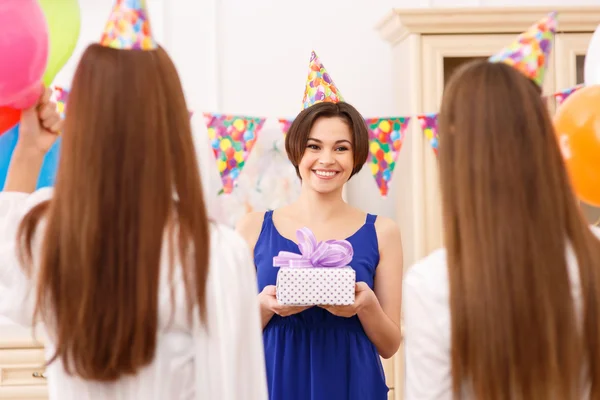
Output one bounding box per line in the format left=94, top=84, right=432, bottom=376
left=0, top=0, right=49, bottom=109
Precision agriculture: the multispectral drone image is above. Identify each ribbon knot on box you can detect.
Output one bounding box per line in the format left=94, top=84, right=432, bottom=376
left=273, top=227, right=353, bottom=268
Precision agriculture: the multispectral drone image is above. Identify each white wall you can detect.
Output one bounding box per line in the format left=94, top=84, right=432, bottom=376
left=1, top=0, right=595, bottom=328
left=52, top=0, right=599, bottom=225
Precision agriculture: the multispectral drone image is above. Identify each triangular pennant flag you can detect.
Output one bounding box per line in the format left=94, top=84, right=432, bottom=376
left=365, top=117, right=410, bottom=197
left=100, top=0, right=157, bottom=50
left=488, top=12, right=557, bottom=87
left=278, top=118, right=294, bottom=136
left=51, top=86, right=193, bottom=120
left=417, top=113, right=439, bottom=156
left=52, top=86, right=69, bottom=119
left=554, top=84, right=583, bottom=106
left=204, top=113, right=266, bottom=194
left=302, top=51, right=344, bottom=109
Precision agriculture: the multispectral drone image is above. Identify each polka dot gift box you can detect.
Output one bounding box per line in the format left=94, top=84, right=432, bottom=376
left=273, top=227, right=356, bottom=306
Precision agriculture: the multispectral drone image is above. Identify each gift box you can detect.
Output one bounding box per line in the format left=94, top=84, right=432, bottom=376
left=273, top=227, right=356, bottom=306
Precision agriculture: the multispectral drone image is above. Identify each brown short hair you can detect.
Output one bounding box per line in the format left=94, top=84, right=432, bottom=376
left=285, top=102, right=369, bottom=179
left=18, top=44, right=210, bottom=382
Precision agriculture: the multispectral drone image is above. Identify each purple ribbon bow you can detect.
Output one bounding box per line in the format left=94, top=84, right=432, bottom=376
left=273, top=227, right=353, bottom=268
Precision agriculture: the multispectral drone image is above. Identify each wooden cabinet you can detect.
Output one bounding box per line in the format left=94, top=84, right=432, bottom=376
left=376, top=6, right=600, bottom=399
left=0, top=325, right=47, bottom=399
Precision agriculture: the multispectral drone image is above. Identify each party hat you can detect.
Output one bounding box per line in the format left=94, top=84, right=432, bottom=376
left=99, top=0, right=157, bottom=50
left=302, top=51, right=344, bottom=109
left=488, top=12, right=557, bottom=87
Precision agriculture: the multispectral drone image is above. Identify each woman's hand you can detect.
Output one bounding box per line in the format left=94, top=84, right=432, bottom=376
left=16, top=87, right=61, bottom=156
left=4, top=87, right=62, bottom=193
left=319, top=282, right=376, bottom=318
left=258, top=285, right=311, bottom=326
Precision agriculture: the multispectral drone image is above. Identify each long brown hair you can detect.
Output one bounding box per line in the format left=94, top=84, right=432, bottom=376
left=17, top=44, right=210, bottom=381
left=439, top=60, right=600, bottom=399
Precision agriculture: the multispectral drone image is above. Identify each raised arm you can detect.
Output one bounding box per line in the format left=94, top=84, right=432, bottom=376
left=4, top=87, right=60, bottom=194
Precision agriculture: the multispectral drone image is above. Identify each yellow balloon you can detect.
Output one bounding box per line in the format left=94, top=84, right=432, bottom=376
left=378, top=120, right=391, bottom=133
left=207, top=127, right=216, bottom=140
left=369, top=141, right=380, bottom=153
left=233, top=118, right=246, bottom=132
left=384, top=152, right=393, bottom=164
left=220, top=138, right=232, bottom=151
left=39, top=0, right=81, bottom=86
left=234, top=151, right=244, bottom=163
left=217, top=159, right=227, bottom=173
left=370, top=163, right=379, bottom=175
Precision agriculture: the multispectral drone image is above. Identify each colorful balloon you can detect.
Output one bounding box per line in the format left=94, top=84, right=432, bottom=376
left=0, top=107, right=21, bottom=134
left=0, top=0, right=48, bottom=109
left=0, top=125, right=19, bottom=189
left=554, top=86, right=600, bottom=207
left=39, top=0, right=82, bottom=86
left=0, top=123, right=61, bottom=190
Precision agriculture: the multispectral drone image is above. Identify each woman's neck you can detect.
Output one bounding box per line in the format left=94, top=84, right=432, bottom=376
left=292, top=185, right=349, bottom=223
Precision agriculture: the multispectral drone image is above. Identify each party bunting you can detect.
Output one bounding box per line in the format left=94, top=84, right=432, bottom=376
left=210, top=134, right=301, bottom=228
left=204, top=112, right=266, bottom=194
left=51, top=86, right=193, bottom=120
left=365, top=117, right=410, bottom=197
left=553, top=84, right=583, bottom=106
left=52, top=86, right=69, bottom=119
left=278, top=118, right=294, bottom=136
left=418, top=113, right=439, bottom=156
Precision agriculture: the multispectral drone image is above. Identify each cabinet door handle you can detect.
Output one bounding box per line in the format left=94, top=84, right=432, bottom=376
left=32, top=371, right=47, bottom=379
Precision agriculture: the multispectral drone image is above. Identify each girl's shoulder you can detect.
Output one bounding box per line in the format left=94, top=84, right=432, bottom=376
left=234, top=211, right=269, bottom=252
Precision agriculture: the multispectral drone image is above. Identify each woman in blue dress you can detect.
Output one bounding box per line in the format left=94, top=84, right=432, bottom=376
left=237, top=51, right=404, bottom=400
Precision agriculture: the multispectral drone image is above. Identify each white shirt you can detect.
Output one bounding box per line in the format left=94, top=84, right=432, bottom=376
left=0, top=188, right=268, bottom=400
left=402, top=226, right=600, bottom=400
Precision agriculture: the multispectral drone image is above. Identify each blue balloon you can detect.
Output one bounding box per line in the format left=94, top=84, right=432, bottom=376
left=37, top=138, right=61, bottom=188
left=0, top=124, right=20, bottom=190
left=0, top=124, right=60, bottom=190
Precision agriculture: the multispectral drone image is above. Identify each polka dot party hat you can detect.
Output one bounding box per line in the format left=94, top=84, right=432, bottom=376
left=302, top=51, right=344, bottom=109
left=488, top=12, right=557, bottom=87
left=99, top=0, right=157, bottom=51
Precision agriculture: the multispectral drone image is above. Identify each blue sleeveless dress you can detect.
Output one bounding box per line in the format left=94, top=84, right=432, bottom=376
left=254, top=211, right=389, bottom=400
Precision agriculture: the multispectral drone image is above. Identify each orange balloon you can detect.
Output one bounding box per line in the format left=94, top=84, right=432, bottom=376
left=554, top=85, right=600, bottom=207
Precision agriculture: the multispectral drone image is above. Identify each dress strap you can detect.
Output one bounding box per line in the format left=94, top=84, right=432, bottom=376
left=254, top=209, right=271, bottom=234
left=365, top=213, right=377, bottom=224
left=259, top=210, right=274, bottom=233
left=254, top=210, right=276, bottom=263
